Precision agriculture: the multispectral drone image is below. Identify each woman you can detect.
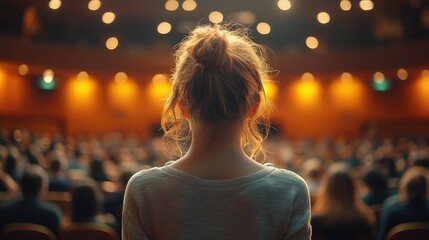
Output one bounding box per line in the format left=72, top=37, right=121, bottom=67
left=311, top=164, right=375, bottom=240
left=122, top=24, right=311, bottom=240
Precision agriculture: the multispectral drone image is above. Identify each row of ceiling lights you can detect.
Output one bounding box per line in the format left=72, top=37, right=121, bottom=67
left=45, top=0, right=422, bottom=52
left=14, top=64, right=429, bottom=85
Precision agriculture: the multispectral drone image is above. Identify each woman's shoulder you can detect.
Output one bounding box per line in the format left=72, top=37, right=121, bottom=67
left=266, top=167, right=308, bottom=189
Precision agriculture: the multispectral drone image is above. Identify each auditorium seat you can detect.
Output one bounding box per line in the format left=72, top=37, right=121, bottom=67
left=61, top=223, right=119, bottom=240
left=385, top=222, right=429, bottom=240
left=42, top=192, right=72, bottom=218
left=1, top=223, right=57, bottom=240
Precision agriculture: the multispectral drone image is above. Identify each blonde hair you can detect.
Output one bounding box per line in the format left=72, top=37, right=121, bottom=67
left=161, top=24, right=272, bottom=159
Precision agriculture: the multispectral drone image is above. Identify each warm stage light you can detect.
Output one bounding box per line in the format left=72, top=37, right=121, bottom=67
left=422, top=70, right=429, bottom=80
left=301, top=72, right=315, bottom=82
left=77, top=71, right=89, bottom=80
left=165, top=0, right=179, bottom=11
left=317, top=12, right=330, bottom=24
left=182, top=0, right=197, bottom=11
left=359, top=0, right=374, bottom=11
left=262, top=80, right=278, bottom=101
left=340, top=0, right=352, bottom=11
left=106, top=37, right=119, bottom=50
left=209, top=11, right=224, bottom=24
left=373, top=72, right=385, bottom=83
left=232, top=11, right=256, bottom=25
left=49, top=0, right=61, bottom=10
left=88, top=0, right=101, bottom=11
left=158, top=22, right=172, bottom=34
left=397, top=68, right=408, bottom=80
left=43, top=69, right=54, bottom=83
left=293, top=77, right=321, bottom=106
left=102, top=12, right=115, bottom=24
left=277, top=0, right=292, bottom=11
left=114, top=72, right=128, bottom=83
left=306, top=36, right=319, bottom=49
left=257, top=22, right=271, bottom=35
left=149, top=74, right=172, bottom=103
left=18, top=64, right=29, bottom=76
left=340, top=72, right=353, bottom=82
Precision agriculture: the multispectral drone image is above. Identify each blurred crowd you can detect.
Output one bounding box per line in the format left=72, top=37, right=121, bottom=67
left=0, top=129, right=428, bottom=240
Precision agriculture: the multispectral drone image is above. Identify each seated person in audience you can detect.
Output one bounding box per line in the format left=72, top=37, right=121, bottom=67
left=71, top=180, right=117, bottom=231
left=90, top=159, right=109, bottom=182
left=362, top=169, right=389, bottom=206
left=376, top=166, right=429, bottom=240
left=0, top=165, right=63, bottom=236
left=48, top=159, right=70, bottom=192
left=312, top=163, right=375, bottom=240
left=0, top=161, right=19, bottom=193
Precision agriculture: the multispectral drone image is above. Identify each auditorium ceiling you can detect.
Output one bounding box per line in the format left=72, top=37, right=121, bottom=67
left=0, top=0, right=428, bottom=52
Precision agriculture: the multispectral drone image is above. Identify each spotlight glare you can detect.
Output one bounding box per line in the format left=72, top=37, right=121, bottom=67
left=209, top=11, right=224, bottom=24
left=102, top=12, right=116, bottom=24
left=49, top=0, right=61, bottom=10
left=165, top=0, right=179, bottom=11
left=182, top=0, right=197, bottom=11
left=88, top=0, right=101, bottom=11
left=340, top=0, right=352, bottom=11
left=277, top=0, right=292, bottom=11
left=106, top=37, right=119, bottom=50
left=397, top=68, right=408, bottom=80
left=157, top=22, right=172, bottom=34
left=359, top=0, right=374, bottom=11
left=306, top=36, right=319, bottom=49
left=317, top=12, right=330, bottom=24
left=18, top=64, right=29, bottom=76
left=256, top=22, right=271, bottom=35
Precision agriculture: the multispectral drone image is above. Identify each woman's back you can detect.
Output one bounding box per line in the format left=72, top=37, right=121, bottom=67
left=123, top=165, right=310, bottom=240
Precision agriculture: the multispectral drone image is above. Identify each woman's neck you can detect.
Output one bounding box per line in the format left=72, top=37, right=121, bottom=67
left=171, top=121, right=264, bottom=179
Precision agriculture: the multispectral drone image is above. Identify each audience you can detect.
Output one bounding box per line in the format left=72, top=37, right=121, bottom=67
left=311, top=163, right=375, bottom=240
left=0, top=129, right=428, bottom=239
left=48, top=159, right=70, bottom=192
left=376, top=166, right=429, bottom=240
left=0, top=164, right=63, bottom=236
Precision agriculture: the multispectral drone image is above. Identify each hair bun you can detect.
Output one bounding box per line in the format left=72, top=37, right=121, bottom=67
left=189, top=30, right=229, bottom=69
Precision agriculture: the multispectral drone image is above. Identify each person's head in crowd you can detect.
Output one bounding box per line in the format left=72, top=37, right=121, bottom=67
left=4, top=154, right=17, bottom=179
left=20, top=164, right=48, bottom=199
left=71, top=180, right=102, bottom=222
left=161, top=24, right=272, bottom=159
left=90, top=159, right=109, bottom=182
left=314, top=163, right=374, bottom=224
left=363, top=169, right=388, bottom=196
left=399, top=166, right=428, bottom=203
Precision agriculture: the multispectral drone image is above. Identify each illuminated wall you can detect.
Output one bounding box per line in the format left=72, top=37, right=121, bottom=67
left=0, top=64, right=428, bottom=139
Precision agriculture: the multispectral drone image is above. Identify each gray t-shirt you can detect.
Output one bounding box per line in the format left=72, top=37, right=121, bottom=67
left=122, top=165, right=311, bottom=240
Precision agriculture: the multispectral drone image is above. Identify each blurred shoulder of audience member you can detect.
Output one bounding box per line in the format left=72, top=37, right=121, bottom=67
left=48, top=159, right=70, bottom=192
left=0, top=164, right=63, bottom=236
left=376, top=166, right=429, bottom=240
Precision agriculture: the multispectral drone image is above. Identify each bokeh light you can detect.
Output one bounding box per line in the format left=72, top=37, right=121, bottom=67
left=397, top=68, right=408, bottom=80
left=77, top=71, right=89, bottom=80
left=43, top=69, right=54, bottom=83
left=165, top=0, right=179, bottom=11
left=317, top=12, right=330, bottom=24
left=340, top=0, right=352, bottom=11
left=209, top=11, right=224, bottom=24
left=114, top=72, right=128, bottom=83
left=340, top=72, right=353, bottom=82
left=306, top=36, right=319, bottom=49
left=18, top=64, right=29, bottom=76
left=49, top=0, right=61, bottom=10
left=106, top=37, right=119, bottom=50
left=256, top=22, right=271, bottom=35
left=157, top=22, right=172, bottom=34
left=302, top=72, right=315, bottom=82
left=359, top=0, right=374, bottom=11
left=182, top=0, right=197, bottom=11
left=277, top=0, right=292, bottom=11
left=88, top=0, right=101, bottom=11
left=102, top=12, right=115, bottom=24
